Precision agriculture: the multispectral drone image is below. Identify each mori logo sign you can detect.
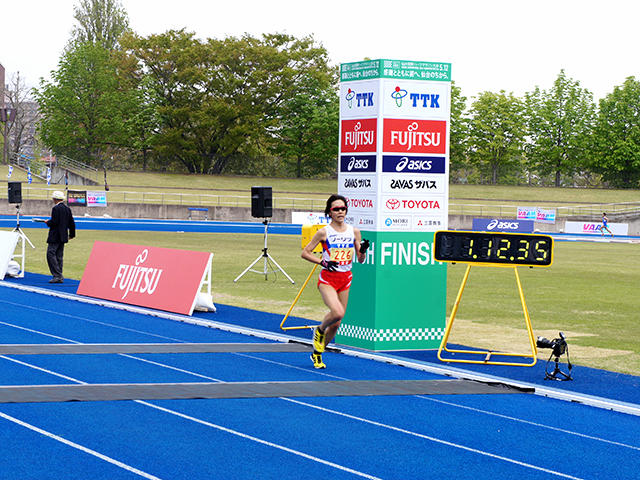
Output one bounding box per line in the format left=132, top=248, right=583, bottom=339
left=78, top=241, right=212, bottom=315
left=341, top=118, right=377, bottom=152
left=383, top=119, right=447, bottom=154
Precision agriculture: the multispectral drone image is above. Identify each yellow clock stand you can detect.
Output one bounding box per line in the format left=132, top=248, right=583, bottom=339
left=437, top=263, right=539, bottom=367
left=280, top=224, right=324, bottom=331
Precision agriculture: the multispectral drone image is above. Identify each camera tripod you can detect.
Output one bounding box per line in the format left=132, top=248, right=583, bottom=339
left=543, top=352, right=573, bottom=381
left=12, top=204, right=35, bottom=278
left=233, top=219, right=295, bottom=284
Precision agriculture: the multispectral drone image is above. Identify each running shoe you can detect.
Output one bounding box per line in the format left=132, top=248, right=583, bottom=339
left=310, top=352, right=326, bottom=369
left=313, top=327, right=326, bottom=353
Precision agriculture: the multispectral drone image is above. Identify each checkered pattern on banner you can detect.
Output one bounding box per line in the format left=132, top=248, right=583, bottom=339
left=339, top=324, right=444, bottom=342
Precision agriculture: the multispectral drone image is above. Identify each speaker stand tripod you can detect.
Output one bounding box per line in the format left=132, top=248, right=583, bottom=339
left=13, top=204, right=35, bottom=278
left=234, top=219, right=295, bottom=284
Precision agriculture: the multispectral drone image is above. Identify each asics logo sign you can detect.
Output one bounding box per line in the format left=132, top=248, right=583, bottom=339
left=487, top=219, right=520, bottom=230
left=382, top=155, right=445, bottom=174
left=395, top=157, right=432, bottom=172
left=340, top=155, right=376, bottom=173
left=348, top=157, right=368, bottom=171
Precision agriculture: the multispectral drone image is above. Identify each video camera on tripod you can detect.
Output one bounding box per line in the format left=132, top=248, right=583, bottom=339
left=537, top=332, right=572, bottom=381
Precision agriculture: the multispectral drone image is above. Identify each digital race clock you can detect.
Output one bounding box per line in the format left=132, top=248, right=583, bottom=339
left=434, top=230, right=554, bottom=267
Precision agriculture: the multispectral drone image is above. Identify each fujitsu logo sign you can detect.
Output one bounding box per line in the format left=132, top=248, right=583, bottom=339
left=390, top=121, right=441, bottom=150
left=383, top=119, right=446, bottom=154
left=341, top=118, right=377, bottom=153
left=112, top=249, right=163, bottom=299
left=344, top=122, right=375, bottom=149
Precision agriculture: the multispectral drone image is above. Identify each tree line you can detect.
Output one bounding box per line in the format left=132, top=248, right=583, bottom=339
left=23, top=1, right=640, bottom=187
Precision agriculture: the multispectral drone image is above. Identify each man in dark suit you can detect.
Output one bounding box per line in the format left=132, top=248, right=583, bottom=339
left=45, top=190, right=76, bottom=283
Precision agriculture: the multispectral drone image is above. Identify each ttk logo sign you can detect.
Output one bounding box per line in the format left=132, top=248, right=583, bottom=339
left=341, top=118, right=377, bottom=152
left=390, top=86, right=440, bottom=109
left=383, top=119, right=446, bottom=154
left=384, top=197, right=441, bottom=212
left=382, top=155, right=446, bottom=174
left=339, top=155, right=376, bottom=173
left=345, top=88, right=374, bottom=108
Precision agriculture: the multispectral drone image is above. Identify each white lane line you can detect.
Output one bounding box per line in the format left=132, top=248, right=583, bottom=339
left=2, top=310, right=638, bottom=453
left=0, top=352, right=593, bottom=480
left=4, top=279, right=638, bottom=417
left=0, top=358, right=381, bottom=479
left=135, top=400, right=382, bottom=480
left=235, top=352, right=640, bottom=451
left=417, top=395, right=640, bottom=452
left=0, top=301, right=187, bottom=344
left=283, top=398, right=584, bottom=480
left=0, top=410, right=162, bottom=480
left=0, top=306, right=635, bottom=479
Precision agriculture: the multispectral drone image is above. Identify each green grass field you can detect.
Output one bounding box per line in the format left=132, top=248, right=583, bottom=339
left=3, top=168, right=640, bottom=375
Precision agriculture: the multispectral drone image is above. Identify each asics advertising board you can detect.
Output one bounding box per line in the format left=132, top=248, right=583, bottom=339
left=339, top=155, right=377, bottom=173
left=382, top=155, right=446, bottom=174
left=472, top=218, right=534, bottom=233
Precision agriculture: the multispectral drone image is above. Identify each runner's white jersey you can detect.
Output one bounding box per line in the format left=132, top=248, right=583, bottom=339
left=321, top=224, right=355, bottom=272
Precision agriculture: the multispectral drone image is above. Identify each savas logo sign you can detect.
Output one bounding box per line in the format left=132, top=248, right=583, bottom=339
left=341, top=118, right=377, bottom=152
left=384, top=119, right=446, bottom=154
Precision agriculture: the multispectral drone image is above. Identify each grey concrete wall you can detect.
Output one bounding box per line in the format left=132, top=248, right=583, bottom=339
left=2, top=199, right=639, bottom=234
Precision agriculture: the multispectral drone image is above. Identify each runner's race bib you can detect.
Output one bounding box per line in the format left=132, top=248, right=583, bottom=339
left=330, top=247, right=354, bottom=265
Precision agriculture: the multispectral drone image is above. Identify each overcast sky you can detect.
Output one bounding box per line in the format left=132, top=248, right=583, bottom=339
left=2, top=0, right=638, bottom=101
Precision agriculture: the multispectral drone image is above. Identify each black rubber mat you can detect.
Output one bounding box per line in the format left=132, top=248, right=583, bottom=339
left=0, top=379, right=533, bottom=403
left=0, top=342, right=312, bottom=355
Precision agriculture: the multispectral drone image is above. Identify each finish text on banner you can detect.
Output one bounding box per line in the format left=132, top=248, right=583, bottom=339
left=77, top=241, right=212, bottom=315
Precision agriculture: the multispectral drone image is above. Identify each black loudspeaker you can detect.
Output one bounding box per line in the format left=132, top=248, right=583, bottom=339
left=8, top=182, right=22, bottom=204
left=251, top=186, right=272, bottom=218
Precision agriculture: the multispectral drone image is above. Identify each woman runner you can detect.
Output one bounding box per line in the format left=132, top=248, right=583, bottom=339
left=301, top=194, right=369, bottom=369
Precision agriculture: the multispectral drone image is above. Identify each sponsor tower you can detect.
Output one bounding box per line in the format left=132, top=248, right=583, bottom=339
left=337, top=59, right=451, bottom=350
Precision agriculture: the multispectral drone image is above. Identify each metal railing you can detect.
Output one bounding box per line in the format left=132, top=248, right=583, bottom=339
left=413, top=201, right=640, bottom=218
left=1, top=186, right=328, bottom=211
left=8, top=153, right=47, bottom=179
left=4, top=185, right=640, bottom=218
left=449, top=201, right=640, bottom=218
left=56, top=154, right=99, bottom=184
